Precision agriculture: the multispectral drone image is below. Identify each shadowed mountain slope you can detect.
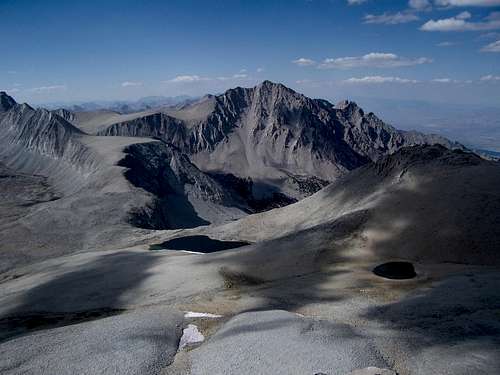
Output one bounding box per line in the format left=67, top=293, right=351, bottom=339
left=0, top=92, right=17, bottom=112
left=212, top=144, right=500, bottom=267
left=96, top=81, right=462, bottom=199
left=0, top=93, right=248, bottom=271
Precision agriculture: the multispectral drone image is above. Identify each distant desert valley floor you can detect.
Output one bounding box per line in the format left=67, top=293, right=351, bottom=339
left=1, top=81, right=500, bottom=375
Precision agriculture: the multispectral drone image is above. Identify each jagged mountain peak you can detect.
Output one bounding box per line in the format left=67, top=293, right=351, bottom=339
left=220, top=81, right=303, bottom=104
left=335, top=99, right=359, bottom=110
left=252, top=80, right=304, bottom=101
left=0, top=91, right=17, bottom=112
left=18, top=103, right=35, bottom=112
left=52, top=108, right=76, bottom=122
left=1, top=101, right=86, bottom=152
left=256, top=80, right=293, bottom=92
left=334, top=100, right=364, bottom=118
left=97, top=81, right=465, bottom=199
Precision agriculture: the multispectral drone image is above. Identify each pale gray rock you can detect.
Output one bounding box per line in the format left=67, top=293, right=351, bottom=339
left=0, top=307, right=184, bottom=375
left=189, top=310, right=389, bottom=375
left=0, top=100, right=246, bottom=271
left=348, top=367, right=396, bottom=375
left=98, top=81, right=462, bottom=199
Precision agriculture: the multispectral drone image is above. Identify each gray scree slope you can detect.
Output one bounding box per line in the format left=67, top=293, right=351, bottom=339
left=97, top=81, right=461, bottom=199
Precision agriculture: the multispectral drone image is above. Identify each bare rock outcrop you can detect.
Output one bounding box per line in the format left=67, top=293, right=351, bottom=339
left=97, top=81, right=463, bottom=199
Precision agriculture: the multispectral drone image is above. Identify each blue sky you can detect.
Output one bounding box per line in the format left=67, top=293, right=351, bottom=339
left=1, top=0, right=499, bottom=106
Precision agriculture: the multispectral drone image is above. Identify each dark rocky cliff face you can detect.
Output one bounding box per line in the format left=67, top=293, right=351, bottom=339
left=0, top=92, right=17, bottom=113
left=97, top=81, right=462, bottom=200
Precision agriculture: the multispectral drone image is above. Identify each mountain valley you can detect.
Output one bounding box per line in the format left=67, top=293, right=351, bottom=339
left=0, top=82, right=499, bottom=375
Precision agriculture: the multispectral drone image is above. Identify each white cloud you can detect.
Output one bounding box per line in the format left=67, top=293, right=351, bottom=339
left=457, top=11, right=472, bottom=20
left=347, top=0, right=369, bottom=4
left=481, top=39, right=500, bottom=51
left=421, top=11, right=500, bottom=31
left=436, top=41, right=457, bottom=46
left=168, top=75, right=209, bottom=83
left=409, top=0, right=431, bottom=10
left=216, top=73, right=249, bottom=81
left=292, top=57, right=316, bottom=66
left=167, top=73, right=250, bottom=84
left=434, top=0, right=500, bottom=7
left=27, top=85, right=66, bottom=93
left=432, top=78, right=453, bottom=82
left=121, top=81, right=143, bottom=87
left=364, top=12, right=419, bottom=25
left=344, top=76, right=419, bottom=84
left=318, top=52, right=432, bottom=69
left=256, top=67, right=265, bottom=73
left=480, top=74, right=500, bottom=81
left=430, top=77, right=468, bottom=83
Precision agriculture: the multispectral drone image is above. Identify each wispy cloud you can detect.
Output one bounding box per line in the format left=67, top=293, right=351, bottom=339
left=421, top=11, right=500, bottom=32
left=432, top=78, right=454, bottom=83
left=317, top=52, right=431, bottom=69
left=480, top=74, right=500, bottom=81
left=344, top=76, right=474, bottom=84
left=347, top=0, right=369, bottom=5
left=121, top=81, right=143, bottom=87
left=434, top=0, right=500, bottom=7
left=167, top=75, right=209, bottom=83
left=292, top=57, right=316, bottom=66
left=216, top=73, right=248, bottom=80
left=481, top=39, right=500, bottom=52
left=436, top=41, right=457, bottom=46
left=409, top=0, right=431, bottom=10
left=477, top=31, right=500, bottom=39
left=256, top=67, right=265, bottom=73
left=343, top=76, right=419, bottom=84
left=27, top=85, right=66, bottom=93
left=364, top=12, right=419, bottom=25
left=430, top=77, right=469, bottom=83
left=166, top=73, right=250, bottom=83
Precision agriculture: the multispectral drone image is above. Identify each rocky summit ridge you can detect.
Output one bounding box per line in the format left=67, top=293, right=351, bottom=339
left=96, top=81, right=462, bottom=199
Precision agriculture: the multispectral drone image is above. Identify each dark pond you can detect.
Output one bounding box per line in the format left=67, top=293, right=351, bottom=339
left=149, top=235, right=251, bottom=253
left=373, top=261, right=416, bottom=280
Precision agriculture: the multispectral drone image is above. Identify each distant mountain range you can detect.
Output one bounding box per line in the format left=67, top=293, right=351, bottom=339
left=39, top=95, right=196, bottom=114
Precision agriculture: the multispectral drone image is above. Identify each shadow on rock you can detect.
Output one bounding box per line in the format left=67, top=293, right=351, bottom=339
left=362, top=271, right=500, bottom=373
left=0, top=251, right=159, bottom=343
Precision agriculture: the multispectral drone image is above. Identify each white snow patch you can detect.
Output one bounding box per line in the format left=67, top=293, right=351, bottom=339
left=349, top=367, right=397, bottom=375
left=179, top=324, right=204, bottom=350
left=184, top=311, right=223, bottom=319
